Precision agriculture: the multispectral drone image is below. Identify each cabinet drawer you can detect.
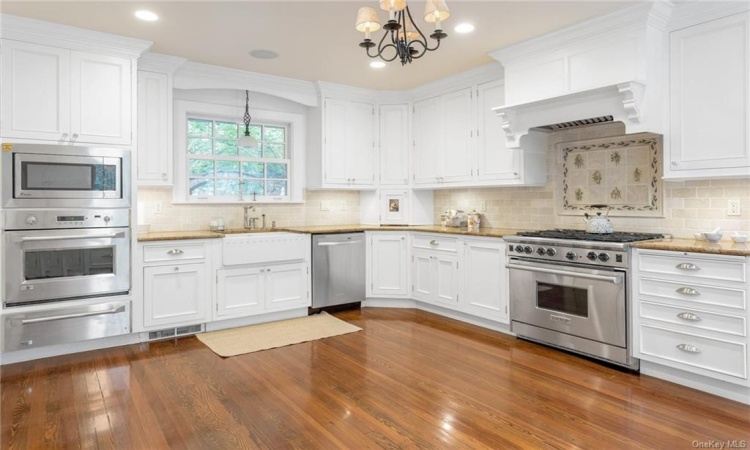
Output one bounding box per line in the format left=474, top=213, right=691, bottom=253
left=638, top=277, right=746, bottom=310
left=412, top=234, right=458, bottom=253
left=640, top=301, right=747, bottom=337
left=143, top=242, right=206, bottom=263
left=639, top=324, right=747, bottom=380
left=638, top=253, right=746, bottom=283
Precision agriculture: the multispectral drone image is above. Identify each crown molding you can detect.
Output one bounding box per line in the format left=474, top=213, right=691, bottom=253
left=408, top=62, right=503, bottom=101
left=667, top=1, right=750, bottom=31
left=138, top=52, right=187, bottom=74
left=0, top=14, right=152, bottom=58
left=173, top=62, right=318, bottom=107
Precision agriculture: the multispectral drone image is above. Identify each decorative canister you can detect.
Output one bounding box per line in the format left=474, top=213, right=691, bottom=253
left=468, top=210, right=480, bottom=231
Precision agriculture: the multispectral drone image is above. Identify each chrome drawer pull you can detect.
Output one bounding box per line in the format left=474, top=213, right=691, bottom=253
left=676, top=263, right=700, bottom=271
left=20, top=306, right=125, bottom=324
left=676, top=343, right=701, bottom=354
left=677, top=312, right=702, bottom=322
left=429, top=240, right=438, bottom=246
left=676, top=287, right=700, bottom=296
left=166, top=249, right=184, bottom=255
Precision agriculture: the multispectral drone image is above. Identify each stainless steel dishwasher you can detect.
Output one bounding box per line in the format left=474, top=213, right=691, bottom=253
left=311, top=232, right=366, bottom=309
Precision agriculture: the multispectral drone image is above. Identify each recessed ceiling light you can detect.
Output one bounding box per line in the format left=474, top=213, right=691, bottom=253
left=134, top=10, right=159, bottom=22
left=454, top=23, right=475, bottom=34
left=250, top=50, right=279, bottom=60
left=370, top=61, right=386, bottom=69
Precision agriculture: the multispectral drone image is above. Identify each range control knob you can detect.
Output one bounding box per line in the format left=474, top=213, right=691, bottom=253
left=546, top=248, right=557, bottom=257
left=103, top=215, right=111, bottom=223
left=565, top=251, right=578, bottom=261
left=523, top=246, right=533, bottom=254
left=587, top=251, right=598, bottom=261
left=25, top=214, right=38, bottom=226
left=598, top=253, right=610, bottom=262
left=515, top=245, right=525, bottom=253
left=536, top=247, right=547, bottom=256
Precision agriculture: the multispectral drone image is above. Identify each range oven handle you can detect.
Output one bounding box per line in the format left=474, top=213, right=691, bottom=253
left=17, top=232, right=125, bottom=242
left=507, top=263, right=623, bottom=284
left=19, top=305, right=126, bottom=324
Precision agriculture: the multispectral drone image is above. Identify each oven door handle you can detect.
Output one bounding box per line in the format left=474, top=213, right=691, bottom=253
left=507, top=263, right=623, bottom=284
left=19, top=305, right=126, bottom=324
left=17, top=232, right=125, bottom=242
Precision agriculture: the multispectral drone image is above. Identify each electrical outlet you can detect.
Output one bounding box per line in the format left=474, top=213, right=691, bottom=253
left=481, top=201, right=487, bottom=212
left=153, top=201, right=163, bottom=214
left=728, top=199, right=741, bottom=216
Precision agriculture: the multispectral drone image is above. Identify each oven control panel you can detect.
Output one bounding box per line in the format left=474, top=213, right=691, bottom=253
left=506, top=243, right=628, bottom=268
left=3, top=209, right=129, bottom=230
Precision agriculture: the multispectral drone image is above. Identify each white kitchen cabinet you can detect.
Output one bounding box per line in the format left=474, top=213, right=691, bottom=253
left=475, top=80, right=522, bottom=183
left=1, top=40, right=132, bottom=146
left=137, top=70, right=172, bottom=185
left=323, top=98, right=376, bottom=187
left=412, top=88, right=473, bottom=185
left=216, top=262, right=308, bottom=319
left=140, top=240, right=212, bottom=329
left=411, top=234, right=460, bottom=309
left=666, top=11, right=750, bottom=179
left=368, top=232, right=410, bottom=298
left=462, top=238, right=508, bottom=323
left=379, top=104, right=409, bottom=185
left=632, top=249, right=749, bottom=387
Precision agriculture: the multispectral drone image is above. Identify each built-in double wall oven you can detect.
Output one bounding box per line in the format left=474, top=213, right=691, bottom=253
left=1, top=144, right=132, bottom=352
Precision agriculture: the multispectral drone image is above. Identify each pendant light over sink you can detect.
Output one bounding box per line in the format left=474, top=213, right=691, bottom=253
left=238, top=90, right=258, bottom=149
left=355, top=0, right=450, bottom=66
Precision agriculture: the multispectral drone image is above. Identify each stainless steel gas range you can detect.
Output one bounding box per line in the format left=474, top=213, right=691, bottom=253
left=504, top=229, right=664, bottom=370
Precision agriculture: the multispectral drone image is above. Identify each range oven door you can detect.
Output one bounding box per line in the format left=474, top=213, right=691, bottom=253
left=4, top=228, right=130, bottom=306
left=508, top=259, right=626, bottom=347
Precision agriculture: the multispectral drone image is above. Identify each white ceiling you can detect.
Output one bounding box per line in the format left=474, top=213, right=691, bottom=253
left=1, top=1, right=636, bottom=91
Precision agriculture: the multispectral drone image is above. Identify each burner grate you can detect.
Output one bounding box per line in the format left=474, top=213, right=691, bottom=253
left=517, top=229, right=664, bottom=243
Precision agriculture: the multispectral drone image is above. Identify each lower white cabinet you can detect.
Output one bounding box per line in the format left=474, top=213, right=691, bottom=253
left=216, top=263, right=309, bottom=319
left=632, top=249, right=750, bottom=386
left=411, top=234, right=460, bottom=309
left=143, top=262, right=210, bottom=328
left=368, top=232, right=410, bottom=297
left=462, top=238, right=508, bottom=323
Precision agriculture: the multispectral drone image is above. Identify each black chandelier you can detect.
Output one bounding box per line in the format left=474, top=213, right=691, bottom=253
left=356, top=0, right=450, bottom=66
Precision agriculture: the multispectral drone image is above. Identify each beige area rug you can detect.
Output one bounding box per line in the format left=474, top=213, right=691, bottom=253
left=196, top=312, right=361, bottom=357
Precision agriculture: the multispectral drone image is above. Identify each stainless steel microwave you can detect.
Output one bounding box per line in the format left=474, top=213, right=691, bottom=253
left=2, top=144, right=130, bottom=208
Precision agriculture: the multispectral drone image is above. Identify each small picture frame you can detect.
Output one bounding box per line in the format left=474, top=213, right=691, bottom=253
left=388, top=199, right=400, bottom=212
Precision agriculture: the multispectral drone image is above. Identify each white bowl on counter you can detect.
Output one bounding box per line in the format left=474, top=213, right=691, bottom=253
left=731, top=235, right=747, bottom=243
left=702, top=232, right=723, bottom=243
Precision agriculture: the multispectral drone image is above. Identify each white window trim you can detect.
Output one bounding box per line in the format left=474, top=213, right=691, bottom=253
left=173, top=99, right=306, bottom=204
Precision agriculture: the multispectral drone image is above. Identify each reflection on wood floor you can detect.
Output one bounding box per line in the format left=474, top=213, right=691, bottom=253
left=2, top=308, right=749, bottom=449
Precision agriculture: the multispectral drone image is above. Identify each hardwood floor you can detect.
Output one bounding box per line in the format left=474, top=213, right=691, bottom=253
left=2, top=308, right=749, bottom=449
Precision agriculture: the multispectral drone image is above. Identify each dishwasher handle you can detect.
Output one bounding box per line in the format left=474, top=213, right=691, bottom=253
left=317, top=240, right=363, bottom=246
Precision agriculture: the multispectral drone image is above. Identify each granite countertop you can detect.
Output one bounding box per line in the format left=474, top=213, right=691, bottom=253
left=137, top=225, right=524, bottom=242
left=633, top=237, right=750, bottom=257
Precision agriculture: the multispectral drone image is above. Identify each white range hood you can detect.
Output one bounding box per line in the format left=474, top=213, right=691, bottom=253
left=492, top=81, right=646, bottom=149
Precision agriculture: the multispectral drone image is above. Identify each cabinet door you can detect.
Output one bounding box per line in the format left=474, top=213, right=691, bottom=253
left=434, top=254, right=459, bottom=309
left=463, top=239, right=508, bottom=322
left=70, top=51, right=132, bottom=145
left=379, top=104, right=409, bottom=185
left=440, top=88, right=473, bottom=182
left=371, top=233, right=409, bottom=297
left=137, top=70, right=171, bottom=185
left=412, top=96, right=441, bottom=184
left=669, top=12, right=750, bottom=175
left=412, top=251, right=434, bottom=302
left=216, top=266, right=264, bottom=318
left=347, top=101, right=376, bottom=185
left=1, top=40, right=70, bottom=141
left=323, top=98, right=350, bottom=185
left=476, top=80, right=520, bottom=182
left=265, top=263, right=309, bottom=311
left=144, top=263, right=208, bottom=327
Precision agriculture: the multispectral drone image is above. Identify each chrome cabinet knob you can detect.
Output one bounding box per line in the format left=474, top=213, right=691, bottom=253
left=166, top=249, right=184, bottom=255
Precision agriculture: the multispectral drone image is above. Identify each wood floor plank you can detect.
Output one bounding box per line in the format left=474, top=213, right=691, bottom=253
left=2, top=307, right=749, bottom=449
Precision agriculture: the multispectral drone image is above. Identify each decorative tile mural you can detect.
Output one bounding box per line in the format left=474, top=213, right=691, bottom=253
left=560, top=133, right=663, bottom=216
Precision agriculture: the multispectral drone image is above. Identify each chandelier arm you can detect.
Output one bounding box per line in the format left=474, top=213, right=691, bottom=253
left=410, top=39, right=441, bottom=59
left=373, top=28, right=400, bottom=62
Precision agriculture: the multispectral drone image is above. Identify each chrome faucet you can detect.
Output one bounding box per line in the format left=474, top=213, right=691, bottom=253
left=243, top=205, right=259, bottom=229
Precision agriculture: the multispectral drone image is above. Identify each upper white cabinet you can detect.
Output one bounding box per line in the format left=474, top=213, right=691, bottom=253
left=379, top=104, right=409, bottom=185
left=666, top=11, right=750, bottom=179
left=2, top=40, right=133, bottom=146
left=321, top=98, right=376, bottom=187
left=136, top=54, right=186, bottom=186
left=412, top=88, right=473, bottom=185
